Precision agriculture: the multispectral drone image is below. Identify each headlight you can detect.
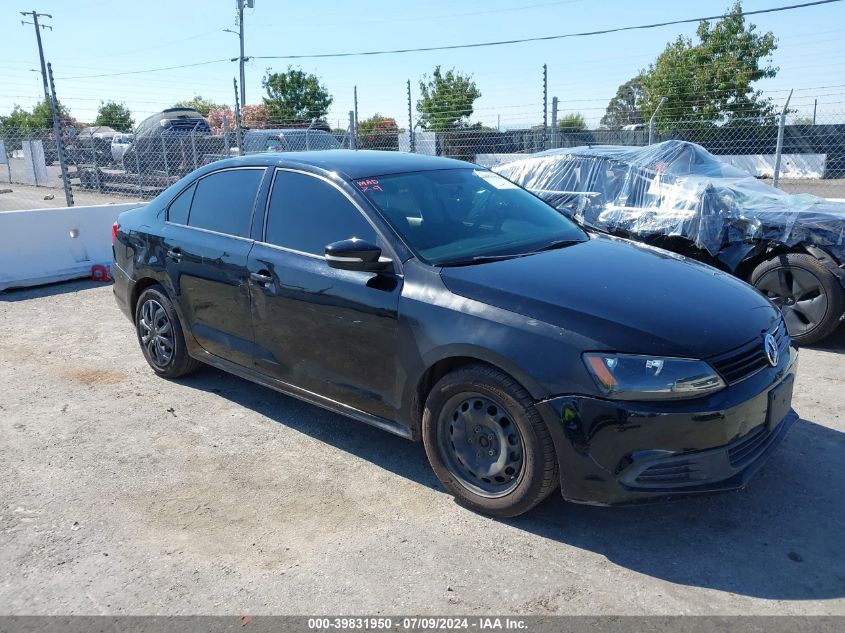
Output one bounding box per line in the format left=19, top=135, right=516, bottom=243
left=582, top=353, right=726, bottom=401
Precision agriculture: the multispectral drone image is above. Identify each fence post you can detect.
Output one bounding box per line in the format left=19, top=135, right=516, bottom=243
left=233, top=78, right=244, bottom=155
left=648, top=96, right=666, bottom=146
left=190, top=122, right=199, bottom=170
left=222, top=115, right=231, bottom=157
left=542, top=64, right=548, bottom=151
left=550, top=97, right=559, bottom=149
left=349, top=111, right=358, bottom=150
left=47, top=62, right=73, bottom=206
left=133, top=133, right=142, bottom=198
left=773, top=89, right=793, bottom=189
left=407, top=79, right=415, bottom=154
left=161, top=136, right=170, bottom=179
left=90, top=130, right=101, bottom=193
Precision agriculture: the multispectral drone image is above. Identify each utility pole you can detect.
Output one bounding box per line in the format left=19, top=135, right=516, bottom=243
left=225, top=1, right=251, bottom=106
left=20, top=10, right=52, bottom=103
left=353, top=86, right=359, bottom=130
left=238, top=0, right=246, bottom=105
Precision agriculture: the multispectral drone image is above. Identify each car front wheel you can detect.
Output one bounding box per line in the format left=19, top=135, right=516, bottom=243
left=422, top=364, right=559, bottom=518
left=751, top=252, right=845, bottom=345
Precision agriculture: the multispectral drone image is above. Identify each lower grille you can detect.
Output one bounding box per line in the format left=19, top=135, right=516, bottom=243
left=728, top=422, right=779, bottom=468
left=635, top=459, right=699, bottom=485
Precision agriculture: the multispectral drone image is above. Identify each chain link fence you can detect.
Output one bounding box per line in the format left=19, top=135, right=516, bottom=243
left=2, top=107, right=844, bottom=211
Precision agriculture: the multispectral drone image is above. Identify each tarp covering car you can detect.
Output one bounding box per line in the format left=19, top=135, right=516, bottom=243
left=495, top=140, right=845, bottom=272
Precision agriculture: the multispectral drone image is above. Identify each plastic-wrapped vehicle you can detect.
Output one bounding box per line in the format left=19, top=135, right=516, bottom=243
left=496, top=141, right=845, bottom=344
left=122, top=108, right=222, bottom=176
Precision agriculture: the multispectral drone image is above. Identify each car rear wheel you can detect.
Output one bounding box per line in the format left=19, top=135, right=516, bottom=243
left=751, top=252, right=845, bottom=345
left=422, top=364, right=559, bottom=518
left=135, top=286, right=202, bottom=378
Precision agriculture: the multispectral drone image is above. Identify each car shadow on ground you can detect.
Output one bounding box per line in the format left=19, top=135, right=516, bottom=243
left=179, top=366, right=844, bottom=603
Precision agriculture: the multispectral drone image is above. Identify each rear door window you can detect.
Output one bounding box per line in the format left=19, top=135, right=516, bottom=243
left=187, top=168, right=265, bottom=238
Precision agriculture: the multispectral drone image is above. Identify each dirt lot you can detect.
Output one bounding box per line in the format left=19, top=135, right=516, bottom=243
left=0, top=281, right=843, bottom=615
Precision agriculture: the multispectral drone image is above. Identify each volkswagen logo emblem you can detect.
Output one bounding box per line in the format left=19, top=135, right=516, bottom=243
left=764, top=333, right=779, bottom=367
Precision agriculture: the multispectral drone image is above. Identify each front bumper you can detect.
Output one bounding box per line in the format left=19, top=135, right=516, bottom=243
left=535, top=346, right=799, bottom=505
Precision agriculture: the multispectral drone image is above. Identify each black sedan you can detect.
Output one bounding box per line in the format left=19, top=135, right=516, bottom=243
left=112, top=150, right=798, bottom=517
left=495, top=140, right=845, bottom=345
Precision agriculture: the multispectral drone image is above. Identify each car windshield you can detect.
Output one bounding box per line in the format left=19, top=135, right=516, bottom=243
left=356, top=168, right=588, bottom=266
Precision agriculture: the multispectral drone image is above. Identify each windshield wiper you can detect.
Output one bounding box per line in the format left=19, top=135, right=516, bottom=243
left=531, top=238, right=585, bottom=253
left=439, top=253, right=531, bottom=267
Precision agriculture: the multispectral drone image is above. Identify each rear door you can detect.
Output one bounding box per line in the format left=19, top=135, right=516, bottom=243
left=247, top=168, right=403, bottom=419
left=162, top=166, right=267, bottom=366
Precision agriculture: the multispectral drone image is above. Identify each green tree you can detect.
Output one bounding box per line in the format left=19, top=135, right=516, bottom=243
left=417, top=66, right=481, bottom=131
left=173, top=95, right=225, bottom=117
left=640, top=1, right=778, bottom=130
left=601, top=76, right=644, bottom=129
left=358, top=113, right=400, bottom=150
left=262, top=67, right=333, bottom=124
left=557, top=112, right=587, bottom=132
left=94, top=101, right=134, bottom=131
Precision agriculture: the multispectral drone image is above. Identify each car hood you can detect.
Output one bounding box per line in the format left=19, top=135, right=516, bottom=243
left=439, top=235, right=779, bottom=359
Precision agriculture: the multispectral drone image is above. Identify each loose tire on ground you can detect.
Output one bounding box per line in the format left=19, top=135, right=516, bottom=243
left=134, top=286, right=203, bottom=378
left=751, top=252, right=845, bottom=345
left=422, top=363, right=559, bottom=518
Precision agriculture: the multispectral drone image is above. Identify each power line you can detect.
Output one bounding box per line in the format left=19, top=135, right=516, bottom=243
left=50, top=0, right=843, bottom=81
left=252, top=0, right=843, bottom=60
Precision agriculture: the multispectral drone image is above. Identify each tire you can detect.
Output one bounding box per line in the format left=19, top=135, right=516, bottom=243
left=751, top=252, right=845, bottom=345
left=422, top=364, right=559, bottom=518
left=134, top=286, right=203, bottom=378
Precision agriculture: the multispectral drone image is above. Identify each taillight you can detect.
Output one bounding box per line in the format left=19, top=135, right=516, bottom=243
left=112, top=221, right=119, bottom=244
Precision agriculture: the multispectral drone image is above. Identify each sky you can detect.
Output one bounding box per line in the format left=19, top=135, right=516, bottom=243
left=2, top=0, right=844, bottom=130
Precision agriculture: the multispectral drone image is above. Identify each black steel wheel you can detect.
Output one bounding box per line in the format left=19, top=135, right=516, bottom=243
left=134, top=286, right=202, bottom=378
left=422, top=364, right=559, bottom=517
left=437, top=393, right=525, bottom=498
left=751, top=253, right=845, bottom=345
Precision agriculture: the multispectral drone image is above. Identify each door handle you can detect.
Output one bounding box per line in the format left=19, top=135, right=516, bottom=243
left=166, top=248, right=182, bottom=262
left=249, top=271, right=273, bottom=285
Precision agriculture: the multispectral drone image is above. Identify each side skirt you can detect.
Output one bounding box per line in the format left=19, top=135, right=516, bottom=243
left=190, top=348, right=416, bottom=441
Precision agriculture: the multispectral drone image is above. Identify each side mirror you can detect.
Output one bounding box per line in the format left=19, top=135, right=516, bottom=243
left=325, top=239, right=392, bottom=273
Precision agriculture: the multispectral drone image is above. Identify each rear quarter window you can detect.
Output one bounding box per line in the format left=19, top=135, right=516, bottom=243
left=167, top=183, right=195, bottom=225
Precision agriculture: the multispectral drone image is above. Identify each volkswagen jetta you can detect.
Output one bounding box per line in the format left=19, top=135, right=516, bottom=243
left=112, top=150, right=798, bottom=517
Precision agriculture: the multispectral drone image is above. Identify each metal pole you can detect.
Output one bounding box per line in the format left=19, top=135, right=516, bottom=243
left=21, top=11, right=52, bottom=104
left=190, top=122, right=199, bottom=169
left=233, top=78, right=243, bottom=154
left=238, top=0, right=246, bottom=106
left=773, top=89, right=793, bottom=189
left=90, top=130, right=101, bottom=193
left=812, top=99, right=817, bottom=126
left=133, top=133, right=142, bottom=197
left=354, top=86, right=359, bottom=131
left=407, top=79, right=415, bottom=154
left=542, top=64, right=548, bottom=151
left=222, top=114, right=231, bottom=157
left=349, top=111, right=358, bottom=150
left=648, top=96, right=667, bottom=145
left=161, top=136, right=170, bottom=178
left=46, top=63, right=73, bottom=206
left=550, top=97, right=558, bottom=149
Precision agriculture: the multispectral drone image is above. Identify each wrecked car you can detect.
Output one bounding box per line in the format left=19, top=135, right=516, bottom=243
left=496, top=140, right=845, bottom=344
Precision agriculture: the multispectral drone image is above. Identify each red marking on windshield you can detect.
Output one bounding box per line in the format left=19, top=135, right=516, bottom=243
left=356, top=179, right=383, bottom=192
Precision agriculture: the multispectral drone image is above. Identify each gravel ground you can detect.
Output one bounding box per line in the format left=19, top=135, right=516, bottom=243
left=0, top=280, right=843, bottom=615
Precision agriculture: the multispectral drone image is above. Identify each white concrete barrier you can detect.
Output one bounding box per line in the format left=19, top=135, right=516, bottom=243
left=0, top=202, right=143, bottom=292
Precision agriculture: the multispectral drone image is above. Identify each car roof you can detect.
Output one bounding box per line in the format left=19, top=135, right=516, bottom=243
left=206, top=149, right=479, bottom=179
